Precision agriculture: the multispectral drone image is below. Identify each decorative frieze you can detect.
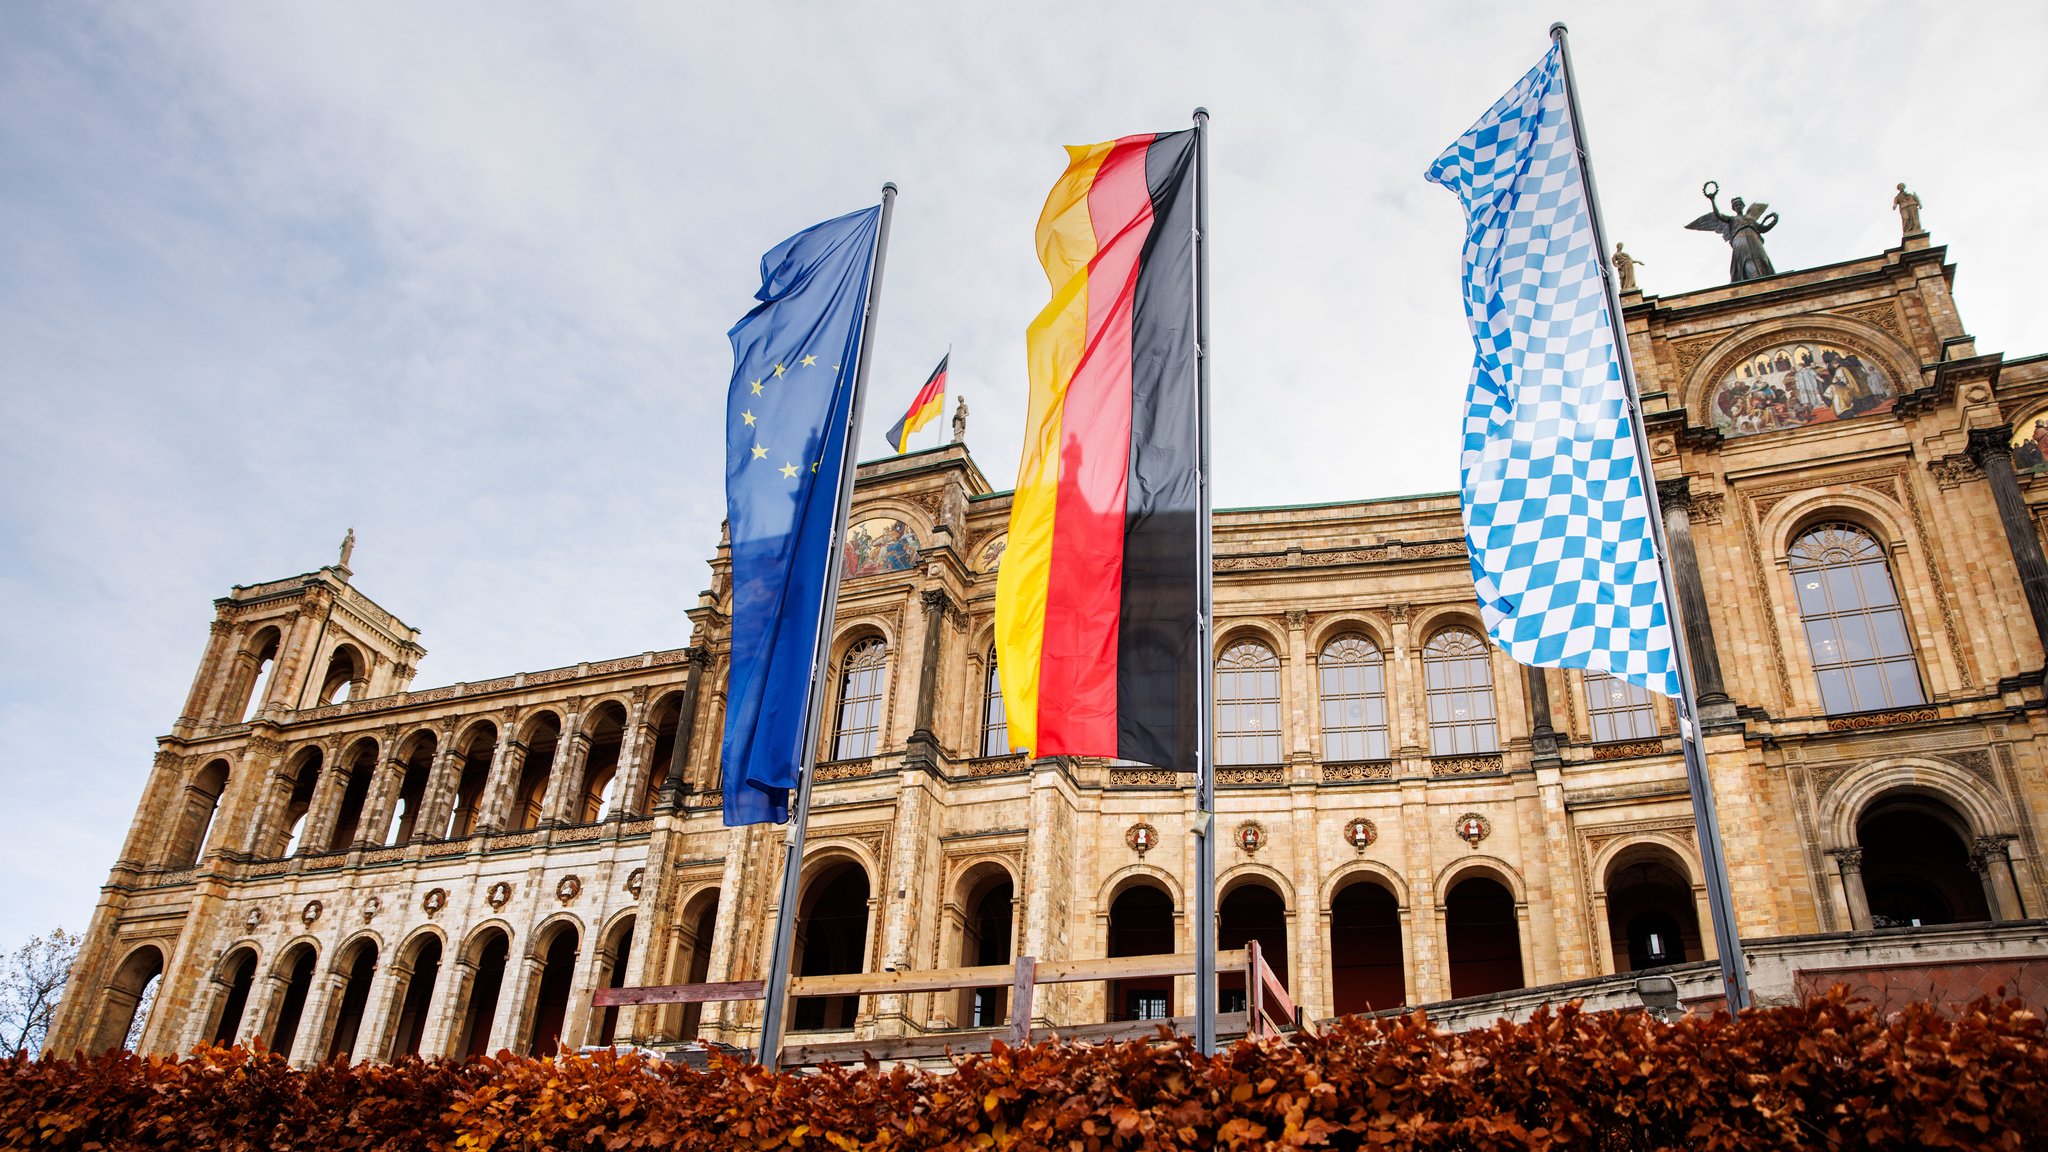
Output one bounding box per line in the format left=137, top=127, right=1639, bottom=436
left=1110, top=768, right=1181, bottom=787
left=1217, top=766, right=1284, bottom=786
left=1431, top=754, right=1504, bottom=777
left=1323, top=761, right=1395, bottom=782
left=1590, top=740, right=1666, bottom=761
left=1825, top=707, right=1938, bottom=732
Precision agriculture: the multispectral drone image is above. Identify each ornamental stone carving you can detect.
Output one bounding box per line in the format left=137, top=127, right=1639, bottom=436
left=421, top=888, right=448, bottom=917
left=301, top=900, right=322, bottom=926
left=556, top=875, right=583, bottom=904
left=361, top=896, right=381, bottom=923
left=486, top=881, right=512, bottom=910
left=625, top=867, right=645, bottom=899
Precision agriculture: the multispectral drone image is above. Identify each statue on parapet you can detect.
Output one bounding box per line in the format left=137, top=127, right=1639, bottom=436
left=1612, top=243, right=1644, bottom=293
left=1893, top=182, right=1924, bottom=234
left=338, top=527, right=355, bottom=570
left=1686, top=181, right=1779, bottom=283
left=952, top=396, right=968, bottom=444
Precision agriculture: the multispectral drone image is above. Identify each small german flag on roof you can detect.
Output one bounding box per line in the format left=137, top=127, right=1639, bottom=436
left=883, top=354, right=947, bottom=453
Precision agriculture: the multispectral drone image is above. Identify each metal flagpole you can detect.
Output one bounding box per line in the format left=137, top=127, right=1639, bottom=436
left=1191, top=107, right=1218, bottom=1055
left=1549, top=23, right=1751, bottom=1011
left=758, top=182, right=901, bottom=1068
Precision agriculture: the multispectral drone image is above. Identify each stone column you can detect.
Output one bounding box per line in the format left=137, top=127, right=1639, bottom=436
left=607, top=697, right=652, bottom=818
left=539, top=720, right=589, bottom=826
left=663, top=649, right=713, bottom=805
left=1972, top=836, right=2024, bottom=921
left=299, top=749, right=352, bottom=854
left=414, top=742, right=466, bottom=843
left=1967, top=426, right=2048, bottom=662
left=1525, top=665, right=1560, bottom=765
left=419, top=956, right=472, bottom=1059
left=1656, top=477, right=1734, bottom=723
left=905, top=589, right=953, bottom=770
left=357, top=755, right=409, bottom=848
left=488, top=954, right=542, bottom=1056
left=476, top=728, right=526, bottom=833
left=287, top=969, right=345, bottom=1066
left=352, top=956, right=407, bottom=1062
left=1829, top=847, right=1871, bottom=930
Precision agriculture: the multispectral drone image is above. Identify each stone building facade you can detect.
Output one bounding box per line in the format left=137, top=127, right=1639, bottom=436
left=47, top=224, right=2048, bottom=1062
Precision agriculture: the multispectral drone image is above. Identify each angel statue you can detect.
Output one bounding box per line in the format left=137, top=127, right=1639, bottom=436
left=1685, top=181, right=1779, bottom=283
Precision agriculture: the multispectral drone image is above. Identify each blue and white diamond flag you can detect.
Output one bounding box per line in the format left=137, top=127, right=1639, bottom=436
left=1424, top=43, right=1679, bottom=698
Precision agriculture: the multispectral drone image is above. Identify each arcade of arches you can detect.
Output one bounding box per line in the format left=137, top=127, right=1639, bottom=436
left=47, top=225, right=2048, bottom=1059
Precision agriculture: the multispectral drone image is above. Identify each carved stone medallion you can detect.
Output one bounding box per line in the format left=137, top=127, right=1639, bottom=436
left=301, top=899, right=322, bottom=926
left=556, top=875, right=583, bottom=904
left=1344, top=817, right=1379, bottom=851
left=361, top=896, right=381, bottom=923
left=1126, top=822, right=1158, bottom=855
left=625, top=867, right=645, bottom=899
left=1455, top=812, right=1492, bottom=848
left=1236, top=821, right=1266, bottom=854
left=421, top=888, right=448, bottom=917
left=486, top=881, right=513, bottom=910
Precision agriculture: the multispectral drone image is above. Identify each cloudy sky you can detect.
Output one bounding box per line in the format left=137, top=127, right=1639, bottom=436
left=3, top=1, right=2044, bottom=953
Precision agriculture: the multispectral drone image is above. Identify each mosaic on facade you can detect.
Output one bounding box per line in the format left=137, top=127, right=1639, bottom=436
left=842, top=517, right=919, bottom=578
left=1707, top=340, right=1897, bottom=437
left=2012, top=415, right=2048, bottom=476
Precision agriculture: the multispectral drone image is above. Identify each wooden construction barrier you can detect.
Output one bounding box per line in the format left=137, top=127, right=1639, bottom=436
left=593, top=943, right=1311, bottom=1067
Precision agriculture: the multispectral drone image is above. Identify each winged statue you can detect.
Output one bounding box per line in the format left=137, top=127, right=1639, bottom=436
left=1686, top=181, right=1779, bottom=283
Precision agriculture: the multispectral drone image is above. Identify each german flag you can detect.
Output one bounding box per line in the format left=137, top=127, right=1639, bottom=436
left=994, top=129, right=1199, bottom=770
left=883, top=355, right=948, bottom=453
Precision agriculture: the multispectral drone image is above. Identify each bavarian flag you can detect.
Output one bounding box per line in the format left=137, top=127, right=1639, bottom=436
left=994, top=130, right=1200, bottom=770
left=883, top=354, right=947, bottom=453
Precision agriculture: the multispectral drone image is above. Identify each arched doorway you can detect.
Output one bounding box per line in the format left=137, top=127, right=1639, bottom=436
left=210, top=948, right=259, bottom=1045
left=1602, top=846, right=1705, bottom=972
left=676, top=890, right=720, bottom=1041
left=1106, top=883, right=1176, bottom=1022
left=386, top=934, right=442, bottom=1060
left=91, top=944, right=165, bottom=1053
left=1330, top=879, right=1404, bottom=1016
left=325, top=940, right=379, bottom=1060
left=526, top=926, right=581, bottom=1055
left=1444, top=875, right=1523, bottom=999
left=266, top=944, right=318, bottom=1056
left=1217, top=881, right=1288, bottom=1016
left=458, top=929, right=510, bottom=1058
left=954, top=868, right=1014, bottom=1028
left=593, top=917, right=636, bottom=1047
left=792, top=861, right=871, bottom=1031
left=1858, top=795, right=1990, bottom=927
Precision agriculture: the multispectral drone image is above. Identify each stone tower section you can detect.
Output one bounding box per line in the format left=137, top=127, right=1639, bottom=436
left=174, top=561, right=426, bottom=739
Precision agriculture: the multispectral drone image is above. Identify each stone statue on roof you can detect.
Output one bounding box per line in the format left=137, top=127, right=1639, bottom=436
left=1686, top=181, right=1779, bottom=283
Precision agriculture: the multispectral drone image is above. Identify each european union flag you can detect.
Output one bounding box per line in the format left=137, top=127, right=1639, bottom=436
left=721, top=206, right=882, bottom=826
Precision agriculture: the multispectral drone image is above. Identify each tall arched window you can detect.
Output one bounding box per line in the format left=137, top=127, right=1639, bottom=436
left=1318, top=635, right=1390, bottom=762
left=1585, top=671, right=1656, bottom=743
left=1423, top=629, right=1498, bottom=755
left=831, top=638, right=889, bottom=759
left=980, top=650, right=1010, bottom=757
left=1215, top=640, right=1282, bottom=765
left=1788, top=524, right=1924, bottom=714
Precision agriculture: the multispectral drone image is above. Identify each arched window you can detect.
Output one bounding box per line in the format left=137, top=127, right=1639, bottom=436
left=1423, top=629, right=1498, bottom=755
left=1585, top=671, right=1657, bottom=743
left=980, top=650, right=1010, bottom=757
left=1788, top=524, right=1924, bottom=714
left=831, top=638, right=889, bottom=760
left=1318, top=635, right=1390, bottom=762
left=1215, top=640, right=1282, bottom=765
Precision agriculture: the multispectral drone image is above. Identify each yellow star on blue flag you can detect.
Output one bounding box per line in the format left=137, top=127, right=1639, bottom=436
left=721, top=205, right=881, bottom=826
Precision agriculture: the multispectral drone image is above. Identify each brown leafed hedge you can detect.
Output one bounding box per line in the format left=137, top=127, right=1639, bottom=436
left=4, top=989, right=2044, bottom=1151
